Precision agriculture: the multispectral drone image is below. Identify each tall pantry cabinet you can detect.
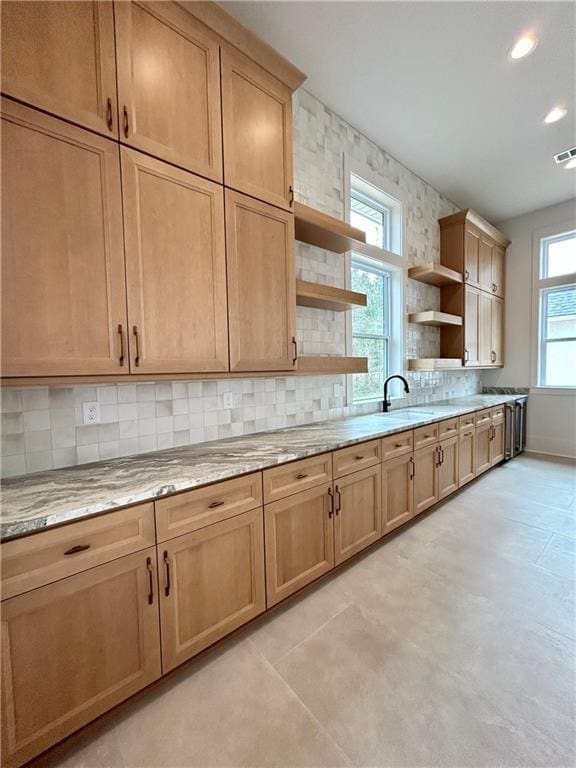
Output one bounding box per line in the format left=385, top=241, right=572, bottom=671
left=0, top=0, right=305, bottom=382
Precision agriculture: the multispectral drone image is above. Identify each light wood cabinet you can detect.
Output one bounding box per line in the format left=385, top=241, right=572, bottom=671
left=115, top=0, right=223, bottom=181
left=464, top=225, right=481, bottom=287
left=263, top=454, right=332, bottom=504
left=225, top=189, right=296, bottom=371
left=333, top=466, right=381, bottom=565
left=382, top=453, right=414, bottom=535
left=478, top=235, right=493, bottom=292
left=464, top=285, right=480, bottom=367
left=491, top=245, right=505, bottom=298
left=491, top=421, right=505, bottom=466
left=221, top=45, right=293, bottom=210
left=159, top=509, right=265, bottom=671
left=333, top=439, right=381, bottom=478
left=458, top=427, right=476, bottom=487
left=491, top=296, right=504, bottom=365
left=264, top=483, right=334, bottom=606
left=475, top=421, right=492, bottom=475
left=381, top=430, right=413, bottom=462
left=121, top=148, right=229, bottom=374
left=1, top=99, right=128, bottom=377
left=413, top=443, right=439, bottom=516
left=1, top=1, right=118, bottom=138
left=1, top=550, right=161, bottom=768
left=479, top=291, right=493, bottom=367
left=437, top=436, right=459, bottom=500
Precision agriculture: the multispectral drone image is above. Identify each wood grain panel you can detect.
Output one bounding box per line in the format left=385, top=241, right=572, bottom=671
left=382, top=453, right=414, bottom=535
left=334, top=465, right=381, bottom=564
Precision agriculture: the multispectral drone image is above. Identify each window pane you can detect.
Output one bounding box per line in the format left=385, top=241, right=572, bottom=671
left=350, top=194, right=390, bottom=249
left=351, top=267, right=386, bottom=335
left=543, top=341, right=576, bottom=386
left=542, top=232, right=576, bottom=278
left=544, top=285, right=576, bottom=339
left=352, top=337, right=386, bottom=400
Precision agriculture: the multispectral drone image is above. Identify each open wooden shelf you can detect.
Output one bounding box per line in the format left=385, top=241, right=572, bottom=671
left=296, top=280, right=367, bottom=311
left=296, top=356, right=368, bottom=374
left=408, top=358, right=463, bottom=371
left=294, top=202, right=366, bottom=254
left=408, top=311, right=462, bottom=327
left=408, top=263, right=462, bottom=287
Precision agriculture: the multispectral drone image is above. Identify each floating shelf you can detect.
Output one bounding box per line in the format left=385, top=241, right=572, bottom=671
left=408, top=358, right=463, bottom=371
left=296, top=280, right=367, bottom=311
left=294, top=202, right=366, bottom=254
left=408, top=311, right=463, bottom=327
left=408, top=263, right=462, bottom=287
left=296, top=356, right=368, bottom=374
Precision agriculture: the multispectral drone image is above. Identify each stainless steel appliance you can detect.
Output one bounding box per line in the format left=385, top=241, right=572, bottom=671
left=504, top=397, right=528, bottom=460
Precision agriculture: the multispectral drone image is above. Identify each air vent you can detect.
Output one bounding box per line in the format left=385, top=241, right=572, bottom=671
left=554, top=146, right=576, bottom=165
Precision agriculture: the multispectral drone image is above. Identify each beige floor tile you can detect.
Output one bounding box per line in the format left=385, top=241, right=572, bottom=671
left=536, top=533, right=576, bottom=580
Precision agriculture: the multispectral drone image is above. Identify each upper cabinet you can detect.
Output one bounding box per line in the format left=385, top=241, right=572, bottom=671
left=1, top=100, right=128, bottom=377
left=1, top=0, right=118, bottom=138
left=115, top=1, right=223, bottom=181
left=221, top=46, right=294, bottom=210
left=121, top=148, right=229, bottom=374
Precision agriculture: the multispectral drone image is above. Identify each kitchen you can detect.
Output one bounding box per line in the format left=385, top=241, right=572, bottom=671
left=0, top=1, right=575, bottom=767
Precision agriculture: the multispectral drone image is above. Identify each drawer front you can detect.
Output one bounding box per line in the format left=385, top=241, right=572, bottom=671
left=491, top=405, right=505, bottom=424
left=438, top=418, right=459, bottom=440
left=333, top=439, right=381, bottom=478
left=1, top=503, right=155, bottom=600
left=381, top=430, right=413, bottom=461
left=263, top=454, right=332, bottom=503
left=459, top=413, right=476, bottom=432
left=475, top=408, right=492, bottom=427
left=155, top=473, right=262, bottom=542
left=414, top=423, right=439, bottom=449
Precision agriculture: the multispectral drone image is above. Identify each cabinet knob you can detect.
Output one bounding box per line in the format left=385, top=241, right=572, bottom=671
left=355, top=455, right=364, bottom=461
left=296, top=472, right=308, bottom=480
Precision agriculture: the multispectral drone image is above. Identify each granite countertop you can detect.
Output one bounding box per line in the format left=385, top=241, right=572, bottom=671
left=0, top=394, right=521, bottom=541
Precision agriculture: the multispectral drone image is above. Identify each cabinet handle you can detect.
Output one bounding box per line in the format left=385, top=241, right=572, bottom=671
left=395, top=443, right=403, bottom=448
left=64, top=543, right=90, bottom=556
left=327, top=487, right=334, bottom=518
left=133, top=325, right=140, bottom=367
left=296, top=472, right=308, bottom=480
left=491, top=350, right=496, bottom=363
left=106, top=97, right=113, bottom=132
left=435, top=446, right=441, bottom=467
left=492, top=283, right=497, bottom=293
left=335, top=485, right=341, bottom=515
left=409, top=456, right=415, bottom=479
left=163, top=550, right=171, bottom=597
left=208, top=500, right=224, bottom=509
left=464, top=348, right=469, bottom=363
left=123, top=105, right=129, bottom=138
left=464, top=269, right=469, bottom=281
left=118, top=324, right=125, bottom=367
left=146, top=556, right=154, bottom=605
left=292, top=336, right=298, bottom=364
left=439, top=445, right=444, bottom=465
left=355, top=455, right=364, bottom=461
left=289, top=185, right=294, bottom=207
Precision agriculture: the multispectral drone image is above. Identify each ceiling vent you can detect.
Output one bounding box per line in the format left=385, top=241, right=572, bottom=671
left=554, top=146, right=576, bottom=164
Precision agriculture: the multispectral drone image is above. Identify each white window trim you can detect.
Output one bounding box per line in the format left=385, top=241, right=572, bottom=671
left=343, top=155, right=406, bottom=405
left=530, top=220, right=576, bottom=393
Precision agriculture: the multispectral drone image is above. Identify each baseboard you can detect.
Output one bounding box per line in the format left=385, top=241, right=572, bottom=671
left=524, top=449, right=576, bottom=462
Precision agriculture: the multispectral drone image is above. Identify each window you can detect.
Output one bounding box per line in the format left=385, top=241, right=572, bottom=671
left=351, top=189, right=391, bottom=250
left=537, top=230, right=576, bottom=387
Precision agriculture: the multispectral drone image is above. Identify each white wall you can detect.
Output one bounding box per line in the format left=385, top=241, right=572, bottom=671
left=483, top=198, right=576, bottom=458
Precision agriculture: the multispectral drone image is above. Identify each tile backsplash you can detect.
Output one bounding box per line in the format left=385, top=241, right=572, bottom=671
left=1, top=88, right=481, bottom=477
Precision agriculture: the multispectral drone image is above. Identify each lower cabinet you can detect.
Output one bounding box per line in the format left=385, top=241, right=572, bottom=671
left=475, top=421, right=492, bottom=475
left=458, top=427, right=476, bottom=487
left=334, top=465, right=381, bottom=565
left=1, top=550, right=161, bottom=768
left=382, top=453, right=414, bottom=534
left=413, top=443, right=439, bottom=515
left=158, top=509, right=265, bottom=672
left=491, top=419, right=505, bottom=465
left=437, top=435, right=459, bottom=500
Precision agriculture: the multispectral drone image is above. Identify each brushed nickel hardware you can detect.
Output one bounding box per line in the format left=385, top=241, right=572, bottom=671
left=133, top=325, right=140, bottom=366
left=296, top=472, right=308, bottom=479
left=64, top=544, right=90, bottom=556
left=163, top=551, right=171, bottom=597
left=106, top=97, right=113, bottom=132
left=289, top=185, right=294, bottom=207
left=409, top=456, right=415, bottom=479
left=327, top=487, right=334, bottom=518
left=335, top=485, right=341, bottom=515
left=208, top=500, right=224, bottom=509
left=123, top=105, right=129, bottom=138
left=146, top=557, right=154, bottom=605
left=118, top=324, right=125, bottom=366
left=292, top=336, right=298, bottom=364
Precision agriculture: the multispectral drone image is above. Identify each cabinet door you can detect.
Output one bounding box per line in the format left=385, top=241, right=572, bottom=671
left=334, top=466, right=381, bottom=565
left=222, top=45, right=293, bottom=210
left=413, top=444, right=439, bottom=516
left=115, top=0, right=222, bottom=181
left=226, top=190, right=296, bottom=371
left=159, top=509, right=265, bottom=671
left=464, top=225, right=480, bottom=286
left=479, top=291, right=493, bottom=366
left=438, top=436, right=459, bottom=500
left=264, top=484, right=334, bottom=607
left=458, top=428, right=475, bottom=487
left=491, top=421, right=505, bottom=465
left=382, top=453, right=414, bottom=535
left=1, top=550, right=161, bottom=768
left=475, top=422, right=492, bottom=475
left=491, top=245, right=505, bottom=298
left=122, top=148, right=228, bottom=373
left=491, top=296, right=504, bottom=366
left=1, top=1, right=118, bottom=138
left=478, top=236, right=493, bottom=292
left=464, top=285, right=480, bottom=367
left=1, top=100, right=127, bottom=377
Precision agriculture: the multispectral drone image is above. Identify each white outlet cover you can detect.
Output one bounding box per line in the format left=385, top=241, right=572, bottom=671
left=83, top=401, right=101, bottom=425
left=222, top=392, right=234, bottom=409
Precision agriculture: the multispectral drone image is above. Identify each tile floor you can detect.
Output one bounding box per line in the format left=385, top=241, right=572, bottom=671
left=32, top=453, right=575, bottom=768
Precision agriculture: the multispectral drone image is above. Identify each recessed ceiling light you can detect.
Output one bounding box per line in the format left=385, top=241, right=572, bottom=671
left=544, top=106, right=568, bottom=124
left=564, top=158, right=576, bottom=170
left=509, top=35, right=538, bottom=60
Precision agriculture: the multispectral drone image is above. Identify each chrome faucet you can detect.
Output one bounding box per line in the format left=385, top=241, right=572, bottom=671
left=382, top=374, right=410, bottom=413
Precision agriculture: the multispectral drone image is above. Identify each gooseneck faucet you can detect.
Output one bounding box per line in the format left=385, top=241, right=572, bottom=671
left=382, top=374, right=410, bottom=413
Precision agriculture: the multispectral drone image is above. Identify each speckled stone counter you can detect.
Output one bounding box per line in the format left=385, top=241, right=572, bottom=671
left=0, top=394, right=521, bottom=541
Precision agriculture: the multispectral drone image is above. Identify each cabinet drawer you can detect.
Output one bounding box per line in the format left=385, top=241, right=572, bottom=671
left=263, top=454, right=332, bottom=503
left=459, top=413, right=476, bottom=431
left=438, top=418, right=459, bottom=440
left=475, top=409, right=492, bottom=427
left=381, top=430, right=413, bottom=461
left=414, top=423, right=439, bottom=449
left=155, top=473, right=262, bottom=542
left=1, top=503, right=155, bottom=600
left=491, top=405, right=505, bottom=424
left=333, top=440, right=381, bottom=478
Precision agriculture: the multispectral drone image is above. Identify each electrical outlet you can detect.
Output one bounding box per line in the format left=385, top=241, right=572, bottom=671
left=83, top=402, right=101, bottom=425
left=222, top=392, right=234, bottom=409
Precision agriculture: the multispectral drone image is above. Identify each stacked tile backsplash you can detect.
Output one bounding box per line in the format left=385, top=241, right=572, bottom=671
left=0, top=89, right=481, bottom=477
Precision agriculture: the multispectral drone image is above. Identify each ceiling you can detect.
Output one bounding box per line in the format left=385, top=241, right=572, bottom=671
left=219, top=1, right=576, bottom=222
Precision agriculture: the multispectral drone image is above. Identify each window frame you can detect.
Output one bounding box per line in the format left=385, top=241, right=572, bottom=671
left=350, top=189, right=392, bottom=251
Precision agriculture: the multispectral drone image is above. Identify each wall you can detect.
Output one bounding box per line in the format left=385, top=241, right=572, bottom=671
left=0, top=89, right=481, bottom=478
left=483, top=198, right=576, bottom=458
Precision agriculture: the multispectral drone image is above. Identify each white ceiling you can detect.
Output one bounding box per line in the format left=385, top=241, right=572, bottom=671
left=219, top=1, right=576, bottom=222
